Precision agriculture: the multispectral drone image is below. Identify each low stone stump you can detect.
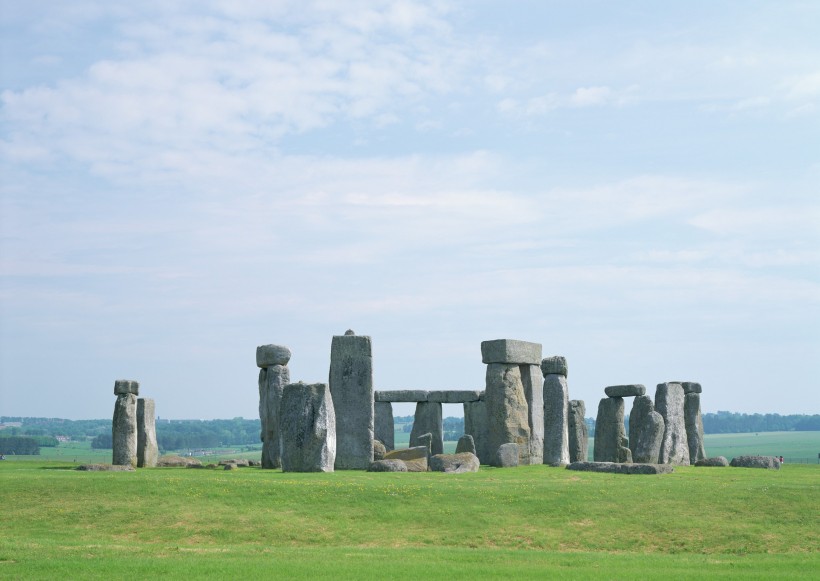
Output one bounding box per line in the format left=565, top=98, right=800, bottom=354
left=383, top=446, right=429, bottom=472
left=76, top=464, right=135, bottom=472
left=368, top=459, right=408, bottom=472
left=695, top=456, right=729, bottom=467
left=730, top=455, right=781, bottom=469
left=430, top=453, right=480, bottom=473
left=566, top=462, right=675, bottom=475
left=157, top=455, right=202, bottom=467
left=495, top=443, right=519, bottom=467
left=455, top=434, right=476, bottom=455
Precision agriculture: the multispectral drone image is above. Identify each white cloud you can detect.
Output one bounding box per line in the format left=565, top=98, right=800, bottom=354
left=569, top=86, right=612, bottom=107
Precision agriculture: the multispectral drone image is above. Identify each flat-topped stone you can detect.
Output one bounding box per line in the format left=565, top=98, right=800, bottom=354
left=374, top=390, right=429, bottom=402
left=540, top=356, right=568, bottom=377
left=730, top=455, right=781, bottom=469
left=681, top=382, right=702, bottom=394
left=256, top=344, right=291, bottom=368
left=481, top=339, right=542, bottom=365
left=368, top=459, right=408, bottom=472
left=114, top=380, right=139, bottom=396
left=605, top=384, right=646, bottom=398
left=566, top=462, right=674, bottom=474
left=427, top=390, right=482, bottom=403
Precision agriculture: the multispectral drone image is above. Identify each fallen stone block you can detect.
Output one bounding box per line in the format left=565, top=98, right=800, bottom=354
left=75, top=464, right=135, bottom=472
left=430, top=452, right=480, bottom=473
left=730, top=455, right=781, bottom=469
left=368, top=459, right=408, bottom=472
left=157, top=455, right=202, bottom=467
left=566, top=461, right=674, bottom=474
left=383, top=446, right=428, bottom=472
left=695, top=456, right=729, bottom=467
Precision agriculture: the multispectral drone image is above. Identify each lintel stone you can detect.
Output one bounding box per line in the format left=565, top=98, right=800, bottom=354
left=114, top=380, right=139, bottom=396
left=481, top=339, right=542, bottom=365
left=605, top=384, right=646, bottom=398
left=374, top=390, right=429, bottom=402
left=427, top=390, right=482, bottom=403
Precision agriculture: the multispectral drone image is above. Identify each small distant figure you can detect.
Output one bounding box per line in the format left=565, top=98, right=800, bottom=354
left=779, top=456, right=784, bottom=464
left=0, top=454, right=6, bottom=460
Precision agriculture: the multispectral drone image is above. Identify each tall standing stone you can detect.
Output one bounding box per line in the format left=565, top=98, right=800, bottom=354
left=375, top=401, right=395, bottom=451
left=541, top=356, right=570, bottom=466
left=329, top=331, right=374, bottom=469
left=684, top=387, right=706, bottom=463
left=628, top=395, right=665, bottom=463
left=136, top=398, right=158, bottom=468
left=593, top=397, right=631, bottom=463
left=256, top=344, right=292, bottom=469
left=279, top=382, right=336, bottom=472
left=520, top=364, right=544, bottom=464
left=485, top=363, right=531, bottom=466
left=464, top=399, right=490, bottom=464
left=567, top=399, right=588, bottom=463
left=656, top=382, right=690, bottom=465
left=112, top=380, right=139, bottom=467
left=409, top=402, right=443, bottom=455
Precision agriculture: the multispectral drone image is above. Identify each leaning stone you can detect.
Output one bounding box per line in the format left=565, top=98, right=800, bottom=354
left=260, top=364, right=290, bottom=469
left=76, top=464, right=135, bottom=472
left=604, top=384, right=646, bottom=398
left=112, top=393, right=138, bottom=467
left=593, top=397, right=628, bottom=463
left=409, top=402, right=443, bottom=455
left=373, top=440, right=386, bottom=461
left=415, top=433, right=433, bottom=458
left=540, top=356, right=568, bottom=377
left=375, top=401, right=395, bottom=450
left=256, top=344, right=292, bottom=368
left=374, top=390, right=429, bottom=402
left=157, top=455, right=202, bottom=467
left=464, top=400, right=490, bottom=465
left=495, top=443, right=519, bottom=467
left=730, top=455, right=781, bottom=469
left=685, top=392, right=707, bottom=464
left=543, top=373, right=569, bottom=466
left=427, top=390, right=483, bottom=403
left=137, top=398, right=158, bottom=468
left=681, top=381, right=702, bottom=394
left=485, top=363, right=531, bottom=466
left=383, top=446, right=428, bottom=472
left=520, top=364, right=544, bottom=464
left=695, top=456, right=729, bottom=467
left=430, top=453, right=480, bottom=473
left=455, top=434, right=476, bottom=455
left=114, top=379, right=139, bottom=396
left=280, top=382, right=336, bottom=472
left=568, top=400, right=588, bottom=463
left=367, top=459, right=408, bottom=472
left=656, top=382, right=690, bottom=465
left=629, top=395, right=664, bottom=463
left=481, top=339, right=542, bottom=365
left=329, top=334, right=374, bottom=470
left=566, top=461, right=674, bottom=475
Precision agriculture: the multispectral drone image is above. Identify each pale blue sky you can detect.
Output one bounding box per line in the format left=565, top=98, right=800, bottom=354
left=1, top=1, right=818, bottom=420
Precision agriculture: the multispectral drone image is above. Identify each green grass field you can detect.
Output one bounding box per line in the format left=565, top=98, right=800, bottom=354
left=1, top=456, right=817, bottom=579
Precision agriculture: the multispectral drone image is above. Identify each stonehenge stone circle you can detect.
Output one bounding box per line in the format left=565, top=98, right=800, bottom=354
left=604, top=384, right=646, bottom=398
left=540, top=355, right=568, bottom=377
left=495, top=443, right=520, bottom=467
left=455, top=434, right=476, bottom=455
left=655, top=382, right=690, bottom=465
left=730, top=455, right=781, bottom=469
left=329, top=332, right=374, bottom=470
left=464, top=400, right=490, bottom=464
left=430, top=452, right=480, bottom=473
left=485, top=363, right=532, bottom=466
left=695, top=456, right=729, bottom=467
left=279, top=382, right=336, bottom=473
left=258, top=357, right=291, bottom=469
left=628, top=395, right=665, bottom=464
left=383, top=446, right=429, bottom=472
left=375, top=401, right=395, bottom=451
left=542, top=358, right=570, bottom=466
left=684, top=391, right=707, bottom=464
left=593, top=396, right=631, bottom=463
left=136, top=398, right=158, bottom=468
left=409, top=402, right=443, bottom=455
left=567, top=399, right=588, bottom=463
left=112, top=390, right=138, bottom=467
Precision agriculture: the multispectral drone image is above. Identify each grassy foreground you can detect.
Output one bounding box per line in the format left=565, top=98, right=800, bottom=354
left=1, top=461, right=817, bottom=579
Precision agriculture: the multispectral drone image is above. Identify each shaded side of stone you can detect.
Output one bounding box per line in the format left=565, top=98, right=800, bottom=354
left=684, top=392, right=707, bottom=464
left=593, top=396, right=627, bottom=463
left=485, top=363, right=531, bottom=466
left=260, top=364, right=290, bottom=469
left=628, top=395, right=664, bottom=464
left=409, top=402, right=443, bottom=455
left=430, top=452, right=480, bottom=473
left=464, top=400, right=490, bottom=465
left=368, top=459, right=408, bottom=472
left=568, top=399, right=588, bottom=463
left=656, top=382, right=690, bottom=465
left=375, top=401, right=395, bottom=451
left=481, top=339, right=542, bottom=365
left=279, top=382, right=336, bottom=473
left=112, top=393, right=137, bottom=467
left=495, top=443, right=519, bottom=467
left=695, top=456, right=729, bottom=467
left=329, top=334, right=374, bottom=470
left=543, top=373, right=570, bottom=466
left=455, top=434, right=476, bottom=455
left=136, top=398, right=158, bottom=468
left=730, top=455, right=781, bottom=469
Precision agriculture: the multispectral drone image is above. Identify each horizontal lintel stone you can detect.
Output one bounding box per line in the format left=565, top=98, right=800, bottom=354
left=604, top=384, right=646, bottom=398
left=481, top=339, right=542, bottom=365
left=374, top=390, right=429, bottom=402
left=427, top=390, right=483, bottom=403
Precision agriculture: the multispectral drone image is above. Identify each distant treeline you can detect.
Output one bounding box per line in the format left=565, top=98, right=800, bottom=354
left=0, top=435, right=59, bottom=455
left=701, top=412, right=820, bottom=434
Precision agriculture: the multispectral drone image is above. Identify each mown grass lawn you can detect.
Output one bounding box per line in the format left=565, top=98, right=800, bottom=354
left=0, top=460, right=817, bottom=579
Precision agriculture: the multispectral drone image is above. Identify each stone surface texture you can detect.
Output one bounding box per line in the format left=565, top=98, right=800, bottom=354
left=112, top=393, right=138, bottom=467
left=156, top=455, right=202, bottom=467
left=567, top=399, right=588, bottom=463
left=329, top=333, right=374, bottom=470
left=485, top=363, right=531, bottom=466
left=542, top=373, right=570, bottom=466
left=409, top=402, right=443, bottom=455
left=681, top=381, right=702, bottom=394
left=520, top=364, right=545, bottom=464
left=259, top=364, right=290, bottom=469
left=481, top=339, right=542, bottom=365
left=114, top=379, right=139, bottom=396
left=464, top=400, right=490, bottom=465
left=495, top=443, right=520, bottom=467
left=566, top=462, right=675, bottom=475
left=540, top=356, right=568, bottom=377
left=256, top=344, right=292, bottom=368
left=367, top=459, right=408, bottom=472
left=374, top=390, right=429, bottom=402
left=373, top=440, right=386, bottom=461
left=695, top=456, right=729, bottom=467
left=374, top=401, right=395, bottom=450
left=429, top=453, right=480, bottom=473
left=427, top=390, right=483, bottom=403
left=628, top=395, right=665, bottom=464
left=730, top=455, right=781, bottom=469
left=383, top=446, right=428, bottom=472
left=684, top=392, right=707, bottom=464
left=604, top=384, right=646, bottom=398
left=279, top=382, right=336, bottom=473
left=655, top=382, right=691, bottom=465
left=136, top=398, right=158, bottom=468
left=455, top=434, right=476, bottom=455
left=593, top=397, right=630, bottom=463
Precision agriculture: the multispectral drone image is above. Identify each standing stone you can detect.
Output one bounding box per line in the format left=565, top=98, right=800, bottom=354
left=329, top=332, right=374, bottom=470
left=684, top=392, right=707, bottom=463
left=456, top=434, right=476, bottom=455
left=593, top=397, right=631, bottom=463
left=656, top=382, right=690, bottom=465
left=495, top=443, right=520, bottom=467
left=520, top=364, right=544, bottom=464
left=375, top=401, right=395, bottom=451
left=464, top=400, right=490, bottom=465
left=542, top=357, right=569, bottom=466
left=112, top=390, right=138, bottom=468
left=279, top=382, right=336, bottom=472
left=258, top=360, right=291, bottom=469
left=409, top=402, right=443, bottom=455
left=136, top=398, right=158, bottom=468
left=567, top=400, right=588, bottom=463
left=485, top=363, right=531, bottom=466
left=628, top=395, right=665, bottom=463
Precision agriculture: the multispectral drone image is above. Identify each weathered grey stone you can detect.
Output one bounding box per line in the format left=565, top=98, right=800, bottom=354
left=224, top=463, right=238, bottom=470
left=478, top=391, right=486, bottom=401
left=568, top=400, right=588, bottom=463
left=409, top=402, right=443, bottom=455
left=540, top=356, right=568, bottom=377
left=383, top=446, right=428, bottom=472
left=628, top=395, right=665, bottom=464
left=136, top=398, right=158, bottom=468
left=695, top=456, right=729, bottom=467
left=415, top=432, right=433, bottom=458
left=520, top=364, right=544, bottom=464
left=374, top=390, right=429, bottom=402
left=367, top=459, right=408, bottom=472
left=430, top=453, right=480, bottom=473
left=279, top=382, right=336, bottom=473
left=373, top=440, right=386, bottom=461
left=566, top=462, right=675, bottom=475
left=730, top=455, right=781, bottom=469
left=455, top=434, right=476, bottom=455
left=481, top=339, right=542, bottom=365
left=464, top=400, right=490, bottom=464
left=485, top=363, right=531, bottom=466
left=375, top=401, right=395, bottom=450
left=329, top=333, right=374, bottom=470
left=76, top=464, right=135, bottom=472
left=256, top=344, right=291, bottom=368
left=114, top=379, right=139, bottom=396
left=495, top=443, right=519, bottom=467
left=684, top=392, right=707, bottom=464
left=156, top=455, right=202, bottom=467
left=681, top=381, right=702, bottom=394
left=656, top=382, right=690, bottom=465
left=604, top=384, right=646, bottom=398
left=112, top=393, right=137, bottom=467
left=427, top=390, right=483, bottom=403
left=543, top=373, right=569, bottom=466
left=593, top=397, right=630, bottom=463
left=219, top=459, right=250, bottom=467
left=259, top=364, right=290, bottom=469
